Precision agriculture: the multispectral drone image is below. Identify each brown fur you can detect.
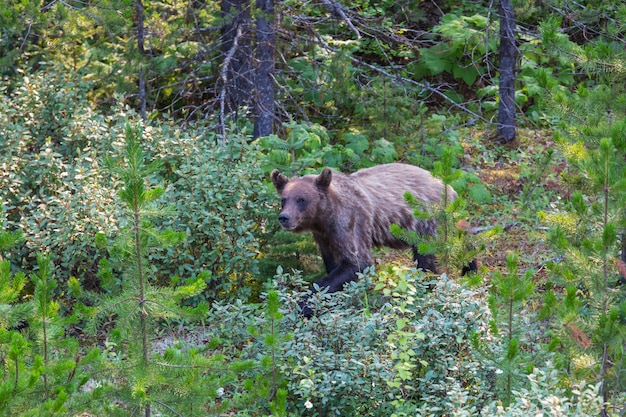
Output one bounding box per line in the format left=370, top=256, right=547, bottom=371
left=271, top=163, right=457, bottom=306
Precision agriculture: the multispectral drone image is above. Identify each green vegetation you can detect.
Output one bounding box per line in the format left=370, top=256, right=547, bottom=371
left=1, top=0, right=626, bottom=415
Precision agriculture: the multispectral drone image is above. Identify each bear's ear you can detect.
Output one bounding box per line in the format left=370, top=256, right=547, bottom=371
left=316, top=168, right=332, bottom=190
left=271, top=170, right=289, bottom=193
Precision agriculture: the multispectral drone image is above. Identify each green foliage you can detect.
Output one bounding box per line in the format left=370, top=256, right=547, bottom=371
left=478, top=365, right=604, bottom=417
left=518, top=148, right=557, bottom=212
left=534, top=5, right=626, bottom=129
left=0, top=231, right=29, bottom=331
left=156, top=130, right=272, bottom=303
left=0, top=69, right=274, bottom=303
left=537, top=27, right=626, bottom=405
left=280, top=273, right=401, bottom=416
left=0, top=1, right=51, bottom=75
left=0, top=252, right=100, bottom=416
left=77, top=123, right=248, bottom=416
left=0, top=69, right=122, bottom=291
left=412, top=14, right=497, bottom=86
left=2, top=1, right=625, bottom=414
left=256, top=120, right=399, bottom=174
left=268, top=266, right=496, bottom=416
left=245, top=289, right=289, bottom=416
left=2, top=0, right=216, bottom=113
left=542, top=121, right=626, bottom=413
left=248, top=267, right=605, bottom=416
left=256, top=121, right=333, bottom=173
left=0, top=230, right=23, bottom=253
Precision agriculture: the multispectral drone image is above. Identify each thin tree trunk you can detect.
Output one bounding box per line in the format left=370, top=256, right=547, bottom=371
left=219, top=24, right=244, bottom=143
left=497, top=0, right=516, bottom=142
left=139, top=66, right=146, bottom=121
left=253, top=0, right=275, bottom=138
left=136, top=0, right=147, bottom=121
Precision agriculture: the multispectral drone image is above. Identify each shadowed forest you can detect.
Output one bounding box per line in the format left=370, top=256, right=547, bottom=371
left=1, top=0, right=626, bottom=415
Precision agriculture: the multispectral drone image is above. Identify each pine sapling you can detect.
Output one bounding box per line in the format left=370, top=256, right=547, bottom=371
left=83, top=122, right=217, bottom=416
left=545, top=126, right=626, bottom=415
left=487, top=253, right=535, bottom=405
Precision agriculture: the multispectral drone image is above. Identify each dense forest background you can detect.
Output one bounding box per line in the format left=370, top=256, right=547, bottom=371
left=1, top=0, right=626, bottom=415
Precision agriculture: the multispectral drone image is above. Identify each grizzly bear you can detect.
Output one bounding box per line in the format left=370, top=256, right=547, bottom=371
left=271, top=163, right=468, bottom=315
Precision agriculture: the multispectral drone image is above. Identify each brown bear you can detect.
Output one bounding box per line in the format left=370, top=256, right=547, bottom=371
left=271, top=163, right=467, bottom=315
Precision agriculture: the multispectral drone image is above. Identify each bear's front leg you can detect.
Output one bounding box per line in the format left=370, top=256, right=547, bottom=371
left=313, top=260, right=363, bottom=293
left=299, top=261, right=364, bottom=317
left=318, top=245, right=338, bottom=274
left=412, top=247, right=438, bottom=273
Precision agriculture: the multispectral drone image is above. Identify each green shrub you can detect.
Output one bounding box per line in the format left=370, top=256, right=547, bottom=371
left=268, top=266, right=497, bottom=416
left=478, top=366, right=604, bottom=417
left=0, top=69, right=274, bottom=303
left=412, top=14, right=497, bottom=88
left=0, top=70, right=121, bottom=290
left=262, top=266, right=606, bottom=416
left=143, top=127, right=275, bottom=303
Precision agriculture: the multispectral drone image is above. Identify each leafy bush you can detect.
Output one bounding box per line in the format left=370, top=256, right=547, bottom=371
left=478, top=366, right=604, bottom=417
left=0, top=70, right=121, bottom=290
left=412, top=14, right=497, bottom=87
left=144, top=126, right=274, bottom=303
left=266, top=266, right=497, bottom=416
left=0, top=69, right=274, bottom=302
left=256, top=120, right=398, bottom=175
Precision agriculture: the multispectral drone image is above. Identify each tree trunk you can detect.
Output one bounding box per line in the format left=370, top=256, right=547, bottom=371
left=253, top=0, right=275, bottom=138
left=497, top=0, right=516, bottom=142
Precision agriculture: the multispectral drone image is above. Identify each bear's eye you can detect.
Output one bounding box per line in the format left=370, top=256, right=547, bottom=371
left=296, top=197, right=306, bottom=204
left=281, top=198, right=286, bottom=207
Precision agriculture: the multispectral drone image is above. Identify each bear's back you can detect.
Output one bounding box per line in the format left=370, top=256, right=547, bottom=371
left=350, top=163, right=456, bottom=204
left=346, top=163, right=455, bottom=248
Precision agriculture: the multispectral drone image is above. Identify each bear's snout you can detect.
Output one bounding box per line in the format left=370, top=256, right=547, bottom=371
left=278, top=213, right=291, bottom=228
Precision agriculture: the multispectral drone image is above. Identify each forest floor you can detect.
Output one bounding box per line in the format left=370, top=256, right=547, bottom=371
left=467, top=128, right=567, bottom=278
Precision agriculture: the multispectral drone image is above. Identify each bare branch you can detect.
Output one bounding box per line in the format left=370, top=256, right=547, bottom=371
left=319, top=0, right=361, bottom=39
left=40, top=0, right=58, bottom=12
left=277, top=19, right=490, bottom=124
left=19, top=23, right=33, bottom=51
left=218, top=24, right=244, bottom=144
left=345, top=48, right=490, bottom=123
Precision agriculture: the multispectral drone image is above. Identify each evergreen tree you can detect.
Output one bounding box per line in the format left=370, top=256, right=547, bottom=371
left=538, top=16, right=626, bottom=411
left=81, top=123, right=219, bottom=416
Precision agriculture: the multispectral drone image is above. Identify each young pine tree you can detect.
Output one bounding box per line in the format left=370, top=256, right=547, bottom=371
left=1, top=232, right=100, bottom=415
left=485, top=253, right=536, bottom=405
left=79, top=123, right=218, bottom=416
left=545, top=123, right=626, bottom=414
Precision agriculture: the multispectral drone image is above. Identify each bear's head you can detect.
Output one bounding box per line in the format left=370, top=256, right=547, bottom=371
left=270, top=168, right=332, bottom=232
